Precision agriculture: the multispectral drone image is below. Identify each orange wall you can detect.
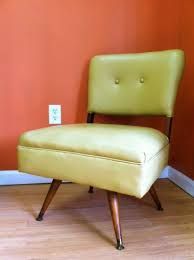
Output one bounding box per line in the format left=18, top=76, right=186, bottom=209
left=170, top=0, right=194, bottom=179
left=0, top=0, right=194, bottom=179
left=0, top=0, right=129, bottom=169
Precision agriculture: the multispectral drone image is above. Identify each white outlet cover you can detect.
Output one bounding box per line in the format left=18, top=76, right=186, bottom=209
left=49, top=105, right=61, bottom=125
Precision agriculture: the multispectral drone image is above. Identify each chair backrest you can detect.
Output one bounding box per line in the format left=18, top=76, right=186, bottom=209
left=88, top=50, right=184, bottom=117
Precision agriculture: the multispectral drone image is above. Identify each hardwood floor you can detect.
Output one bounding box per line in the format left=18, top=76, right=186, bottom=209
left=0, top=179, right=193, bottom=259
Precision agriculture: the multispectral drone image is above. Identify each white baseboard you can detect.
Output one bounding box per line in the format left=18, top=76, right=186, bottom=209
left=0, top=171, right=52, bottom=185
left=168, top=167, right=194, bottom=197
left=159, top=166, right=169, bottom=178
left=0, top=167, right=193, bottom=197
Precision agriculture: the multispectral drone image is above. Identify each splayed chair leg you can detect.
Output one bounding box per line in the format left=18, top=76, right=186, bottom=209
left=107, top=191, right=124, bottom=250
left=36, top=179, right=62, bottom=221
left=149, top=185, right=163, bottom=211
left=88, top=186, right=94, bottom=193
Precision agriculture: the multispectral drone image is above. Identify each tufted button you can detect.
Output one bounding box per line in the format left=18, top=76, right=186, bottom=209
left=115, top=79, right=120, bottom=84
left=139, top=77, right=145, bottom=83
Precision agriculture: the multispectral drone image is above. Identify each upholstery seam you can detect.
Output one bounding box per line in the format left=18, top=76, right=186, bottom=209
left=18, top=144, right=169, bottom=166
left=148, top=143, right=169, bottom=162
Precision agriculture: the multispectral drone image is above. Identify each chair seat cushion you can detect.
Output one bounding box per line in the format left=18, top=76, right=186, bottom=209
left=19, top=124, right=168, bottom=164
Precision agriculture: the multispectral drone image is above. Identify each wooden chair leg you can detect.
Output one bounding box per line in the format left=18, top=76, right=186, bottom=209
left=149, top=185, right=163, bottom=211
left=107, top=191, right=124, bottom=250
left=88, top=186, right=94, bottom=193
left=36, top=179, right=62, bottom=221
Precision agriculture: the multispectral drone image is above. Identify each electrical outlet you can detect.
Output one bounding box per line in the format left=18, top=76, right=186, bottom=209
left=49, top=105, right=61, bottom=125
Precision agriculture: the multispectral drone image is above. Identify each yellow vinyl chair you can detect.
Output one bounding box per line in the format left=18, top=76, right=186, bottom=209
left=18, top=50, right=184, bottom=250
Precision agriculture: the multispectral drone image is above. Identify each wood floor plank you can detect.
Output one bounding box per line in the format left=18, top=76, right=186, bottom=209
left=0, top=179, right=193, bottom=259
